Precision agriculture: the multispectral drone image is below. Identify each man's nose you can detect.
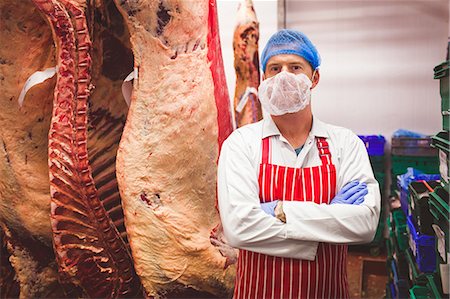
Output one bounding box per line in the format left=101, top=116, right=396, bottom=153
left=281, top=65, right=289, bottom=72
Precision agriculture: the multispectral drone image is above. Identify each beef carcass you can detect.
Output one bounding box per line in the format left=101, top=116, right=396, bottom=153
left=30, top=0, right=141, bottom=296
left=114, top=0, right=236, bottom=297
left=0, top=1, right=62, bottom=297
left=233, top=0, right=262, bottom=127
left=1, top=0, right=142, bottom=296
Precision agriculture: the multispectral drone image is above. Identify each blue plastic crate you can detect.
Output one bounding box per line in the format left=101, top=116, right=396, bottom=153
left=358, top=135, right=386, bottom=156
left=407, top=215, right=436, bottom=273
left=389, top=282, right=396, bottom=299
left=397, top=169, right=440, bottom=216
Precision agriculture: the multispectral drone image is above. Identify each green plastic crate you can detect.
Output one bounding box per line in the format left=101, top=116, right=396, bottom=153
left=434, top=60, right=449, bottom=131
left=374, top=171, right=385, bottom=194
left=432, top=131, right=450, bottom=155
left=431, top=131, right=450, bottom=182
left=370, top=155, right=385, bottom=173
left=442, top=181, right=449, bottom=193
left=391, top=209, right=409, bottom=252
left=370, top=206, right=385, bottom=246
left=405, top=248, right=429, bottom=285
left=385, top=283, right=393, bottom=299
left=429, top=187, right=450, bottom=264
left=386, top=238, right=394, bottom=260
left=391, top=155, right=440, bottom=180
left=409, top=180, right=441, bottom=235
left=409, top=280, right=442, bottom=299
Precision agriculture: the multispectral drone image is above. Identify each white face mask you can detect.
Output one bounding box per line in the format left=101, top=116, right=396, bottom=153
left=258, top=71, right=313, bottom=116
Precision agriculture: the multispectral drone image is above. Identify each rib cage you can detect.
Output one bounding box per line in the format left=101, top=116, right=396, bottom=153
left=88, top=108, right=130, bottom=247
left=31, top=0, right=141, bottom=297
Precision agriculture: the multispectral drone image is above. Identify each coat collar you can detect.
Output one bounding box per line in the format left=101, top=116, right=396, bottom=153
left=262, top=115, right=329, bottom=139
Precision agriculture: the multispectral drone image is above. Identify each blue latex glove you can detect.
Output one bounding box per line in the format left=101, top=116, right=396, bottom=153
left=260, top=201, right=278, bottom=216
left=331, top=181, right=368, bottom=205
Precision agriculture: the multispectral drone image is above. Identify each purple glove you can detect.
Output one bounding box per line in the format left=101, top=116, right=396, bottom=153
left=331, top=181, right=368, bottom=205
left=261, top=201, right=278, bottom=216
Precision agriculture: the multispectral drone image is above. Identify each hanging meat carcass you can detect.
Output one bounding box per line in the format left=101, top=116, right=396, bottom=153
left=0, top=0, right=237, bottom=297
left=0, top=0, right=141, bottom=297
left=114, top=0, right=236, bottom=297
left=0, top=0, right=63, bottom=296
left=29, top=0, right=142, bottom=297
left=233, top=0, right=262, bottom=127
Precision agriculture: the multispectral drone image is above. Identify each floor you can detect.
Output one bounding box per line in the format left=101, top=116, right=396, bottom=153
left=347, top=246, right=388, bottom=299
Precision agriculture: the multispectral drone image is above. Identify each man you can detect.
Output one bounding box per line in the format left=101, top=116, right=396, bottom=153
left=217, top=29, right=380, bottom=299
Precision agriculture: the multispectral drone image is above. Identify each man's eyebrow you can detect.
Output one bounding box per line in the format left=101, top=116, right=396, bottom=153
left=289, top=61, right=306, bottom=65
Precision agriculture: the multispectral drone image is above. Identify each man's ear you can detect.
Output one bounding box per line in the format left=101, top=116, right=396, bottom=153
left=311, top=70, right=320, bottom=89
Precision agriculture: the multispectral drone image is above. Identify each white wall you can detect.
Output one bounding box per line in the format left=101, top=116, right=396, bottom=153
left=285, top=0, right=449, bottom=142
left=218, top=0, right=448, bottom=142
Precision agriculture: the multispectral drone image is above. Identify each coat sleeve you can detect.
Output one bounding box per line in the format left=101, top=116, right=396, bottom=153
left=282, top=132, right=381, bottom=244
left=217, top=130, right=319, bottom=260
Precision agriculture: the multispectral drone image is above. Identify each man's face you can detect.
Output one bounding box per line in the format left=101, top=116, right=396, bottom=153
left=264, top=54, right=319, bottom=89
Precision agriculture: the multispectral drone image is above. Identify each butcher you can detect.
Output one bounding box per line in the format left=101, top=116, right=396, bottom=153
left=217, top=29, right=381, bottom=299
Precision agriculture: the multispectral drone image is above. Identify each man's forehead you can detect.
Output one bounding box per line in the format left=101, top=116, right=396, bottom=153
left=266, top=54, right=308, bottom=65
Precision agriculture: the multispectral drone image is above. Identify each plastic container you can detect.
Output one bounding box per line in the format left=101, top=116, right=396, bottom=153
left=434, top=60, right=449, bottom=131
left=442, top=181, right=449, bottom=193
left=410, top=285, right=431, bottom=299
left=395, top=278, right=410, bottom=299
left=397, top=170, right=440, bottom=217
left=431, top=131, right=450, bottom=183
left=370, top=155, right=385, bottom=173
left=429, top=187, right=450, bottom=263
left=386, top=282, right=396, bottom=299
left=386, top=237, right=394, bottom=260
left=391, top=136, right=438, bottom=157
left=431, top=131, right=450, bottom=154
left=358, top=135, right=386, bottom=156
left=391, top=249, right=409, bottom=279
left=409, top=180, right=440, bottom=235
left=391, top=156, right=440, bottom=183
left=374, top=171, right=385, bottom=194
left=390, top=209, right=409, bottom=252
left=369, top=205, right=385, bottom=250
left=405, top=248, right=428, bottom=285
left=407, top=215, right=436, bottom=273
left=391, top=257, right=410, bottom=299
left=438, top=150, right=449, bottom=184
left=409, top=276, right=442, bottom=299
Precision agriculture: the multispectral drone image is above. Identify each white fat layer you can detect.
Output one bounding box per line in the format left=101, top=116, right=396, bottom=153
left=236, top=0, right=257, bottom=27
left=121, top=68, right=138, bottom=107
left=236, top=86, right=258, bottom=113
left=18, top=67, right=57, bottom=107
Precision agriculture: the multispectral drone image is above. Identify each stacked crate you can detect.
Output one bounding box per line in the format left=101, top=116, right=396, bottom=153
left=429, top=51, right=450, bottom=297
left=386, top=140, right=441, bottom=298
left=386, top=198, right=413, bottom=299
left=386, top=44, right=450, bottom=299
left=358, top=135, right=386, bottom=255
left=390, top=137, right=439, bottom=195
left=386, top=181, right=443, bottom=299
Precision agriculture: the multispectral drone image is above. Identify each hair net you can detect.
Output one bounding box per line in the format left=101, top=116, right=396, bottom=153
left=261, top=29, right=321, bottom=72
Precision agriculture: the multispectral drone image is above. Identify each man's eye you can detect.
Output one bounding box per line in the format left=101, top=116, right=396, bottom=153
left=292, top=65, right=302, bottom=71
left=270, top=66, right=280, bottom=72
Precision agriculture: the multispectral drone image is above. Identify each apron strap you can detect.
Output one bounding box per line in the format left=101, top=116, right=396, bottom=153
left=262, top=137, right=332, bottom=165
left=316, top=137, right=332, bottom=165
left=261, top=137, right=271, bottom=164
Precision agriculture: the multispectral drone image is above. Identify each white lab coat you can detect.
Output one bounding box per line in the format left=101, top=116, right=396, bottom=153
left=217, top=116, right=381, bottom=261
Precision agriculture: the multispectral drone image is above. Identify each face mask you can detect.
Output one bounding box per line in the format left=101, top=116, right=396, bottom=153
left=258, top=71, right=313, bottom=116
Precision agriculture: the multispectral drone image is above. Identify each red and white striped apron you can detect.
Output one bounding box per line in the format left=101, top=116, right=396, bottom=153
left=233, top=136, right=349, bottom=299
